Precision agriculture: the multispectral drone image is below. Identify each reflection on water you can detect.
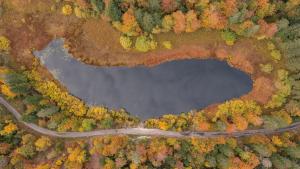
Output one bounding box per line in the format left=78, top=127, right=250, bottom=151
left=34, top=39, right=253, bottom=119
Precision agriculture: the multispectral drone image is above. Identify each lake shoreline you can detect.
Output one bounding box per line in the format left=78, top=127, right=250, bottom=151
left=35, top=39, right=253, bottom=119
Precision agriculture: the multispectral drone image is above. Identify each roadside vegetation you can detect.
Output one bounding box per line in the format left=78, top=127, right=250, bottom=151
left=0, top=103, right=300, bottom=169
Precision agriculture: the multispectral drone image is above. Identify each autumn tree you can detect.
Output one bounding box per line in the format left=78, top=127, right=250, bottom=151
left=201, top=5, right=227, bottom=30
left=161, top=0, right=178, bottom=13
left=35, top=136, right=52, bottom=151
left=185, top=10, right=200, bottom=32
left=64, top=145, right=87, bottom=169
left=117, top=8, right=141, bottom=36
left=161, top=15, right=174, bottom=32
left=16, top=134, right=37, bottom=159
left=172, top=10, right=186, bottom=34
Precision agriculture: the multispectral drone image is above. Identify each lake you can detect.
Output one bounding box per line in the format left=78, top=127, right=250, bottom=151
left=34, top=39, right=253, bottom=119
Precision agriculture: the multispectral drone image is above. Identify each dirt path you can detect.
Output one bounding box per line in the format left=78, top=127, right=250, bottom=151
left=1, top=96, right=299, bottom=138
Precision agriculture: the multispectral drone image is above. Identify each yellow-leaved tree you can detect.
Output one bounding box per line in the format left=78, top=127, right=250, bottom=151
left=0, top=121, right=18, bottom=135
left=35, top=136, right=52, bottom=151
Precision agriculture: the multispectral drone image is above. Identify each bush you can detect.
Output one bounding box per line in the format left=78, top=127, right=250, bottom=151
left=62, top=5, right=73, bottom=16
left=0, top=36, right=10, bottom=52
left=119, top=35, right=132, bottom=50
left=135, top=35, right=157, bottom=52
left=221, top=30, right=237, bottom=46
left=162, top=41, right=172, bottom=49
left=260, top=64, right=273, bottom=73
left=81, top=119, right=96, bottom=131
left=270, top=50, right=282, bottom=61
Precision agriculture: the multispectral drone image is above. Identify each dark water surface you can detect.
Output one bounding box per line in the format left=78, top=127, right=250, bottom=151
left=34, top=39, right=253, bottom=119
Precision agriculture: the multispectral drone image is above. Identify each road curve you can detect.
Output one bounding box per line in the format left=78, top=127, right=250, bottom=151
left=1, top=96, right=300, bottom=138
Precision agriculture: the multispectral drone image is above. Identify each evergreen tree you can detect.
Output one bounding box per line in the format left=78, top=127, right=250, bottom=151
left=16, top=143, right=37, bottom=159
left=106, top=0, right=122, bottom=21
left=134, top=9, right=162, bottom=33
left=91, top=0, right=105, bottom=12
left=270, top=154, right=292, bottom=169
left=148, top=0, right=161, bottom=12
left=218, top=144, right=234, bottom=158
left=285, top=146, right=300, bottom=159
left=141, top=12, right=155, bottom=32
left=216, top=153, right=230, bottom=169
left=250, top=144, right=272, bottom=157
left=6, top=72, right=31, bottom=95
left=204, top=155, right=217, bottom=168
left=23, top=94, right=43, bottom=105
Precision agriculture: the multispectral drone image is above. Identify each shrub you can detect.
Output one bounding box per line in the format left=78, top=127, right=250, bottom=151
left=81, top=119, right=96, bottom=131
left=119, top=35, right=132, bottom=50
left=135, top=35, right=157, bottom=52
left=270, top=50, right=282, bottom=62
left=221, top=30, right=237, bottom=46
left=260, top=64, right=273, bottom=73
left=162, top=41, right=172, bottom=49
left=62, top=5, right=73, bottom=16
left=74, top=7, right=90, bottom=18
left=0, top=36, right=10, bottom=52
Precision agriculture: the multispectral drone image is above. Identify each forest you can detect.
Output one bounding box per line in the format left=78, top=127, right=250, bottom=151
left=0, top=0, right=300, bottom=168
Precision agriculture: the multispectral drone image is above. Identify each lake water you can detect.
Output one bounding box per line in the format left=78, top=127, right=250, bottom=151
left=34, top=39, right=253, bottom=119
